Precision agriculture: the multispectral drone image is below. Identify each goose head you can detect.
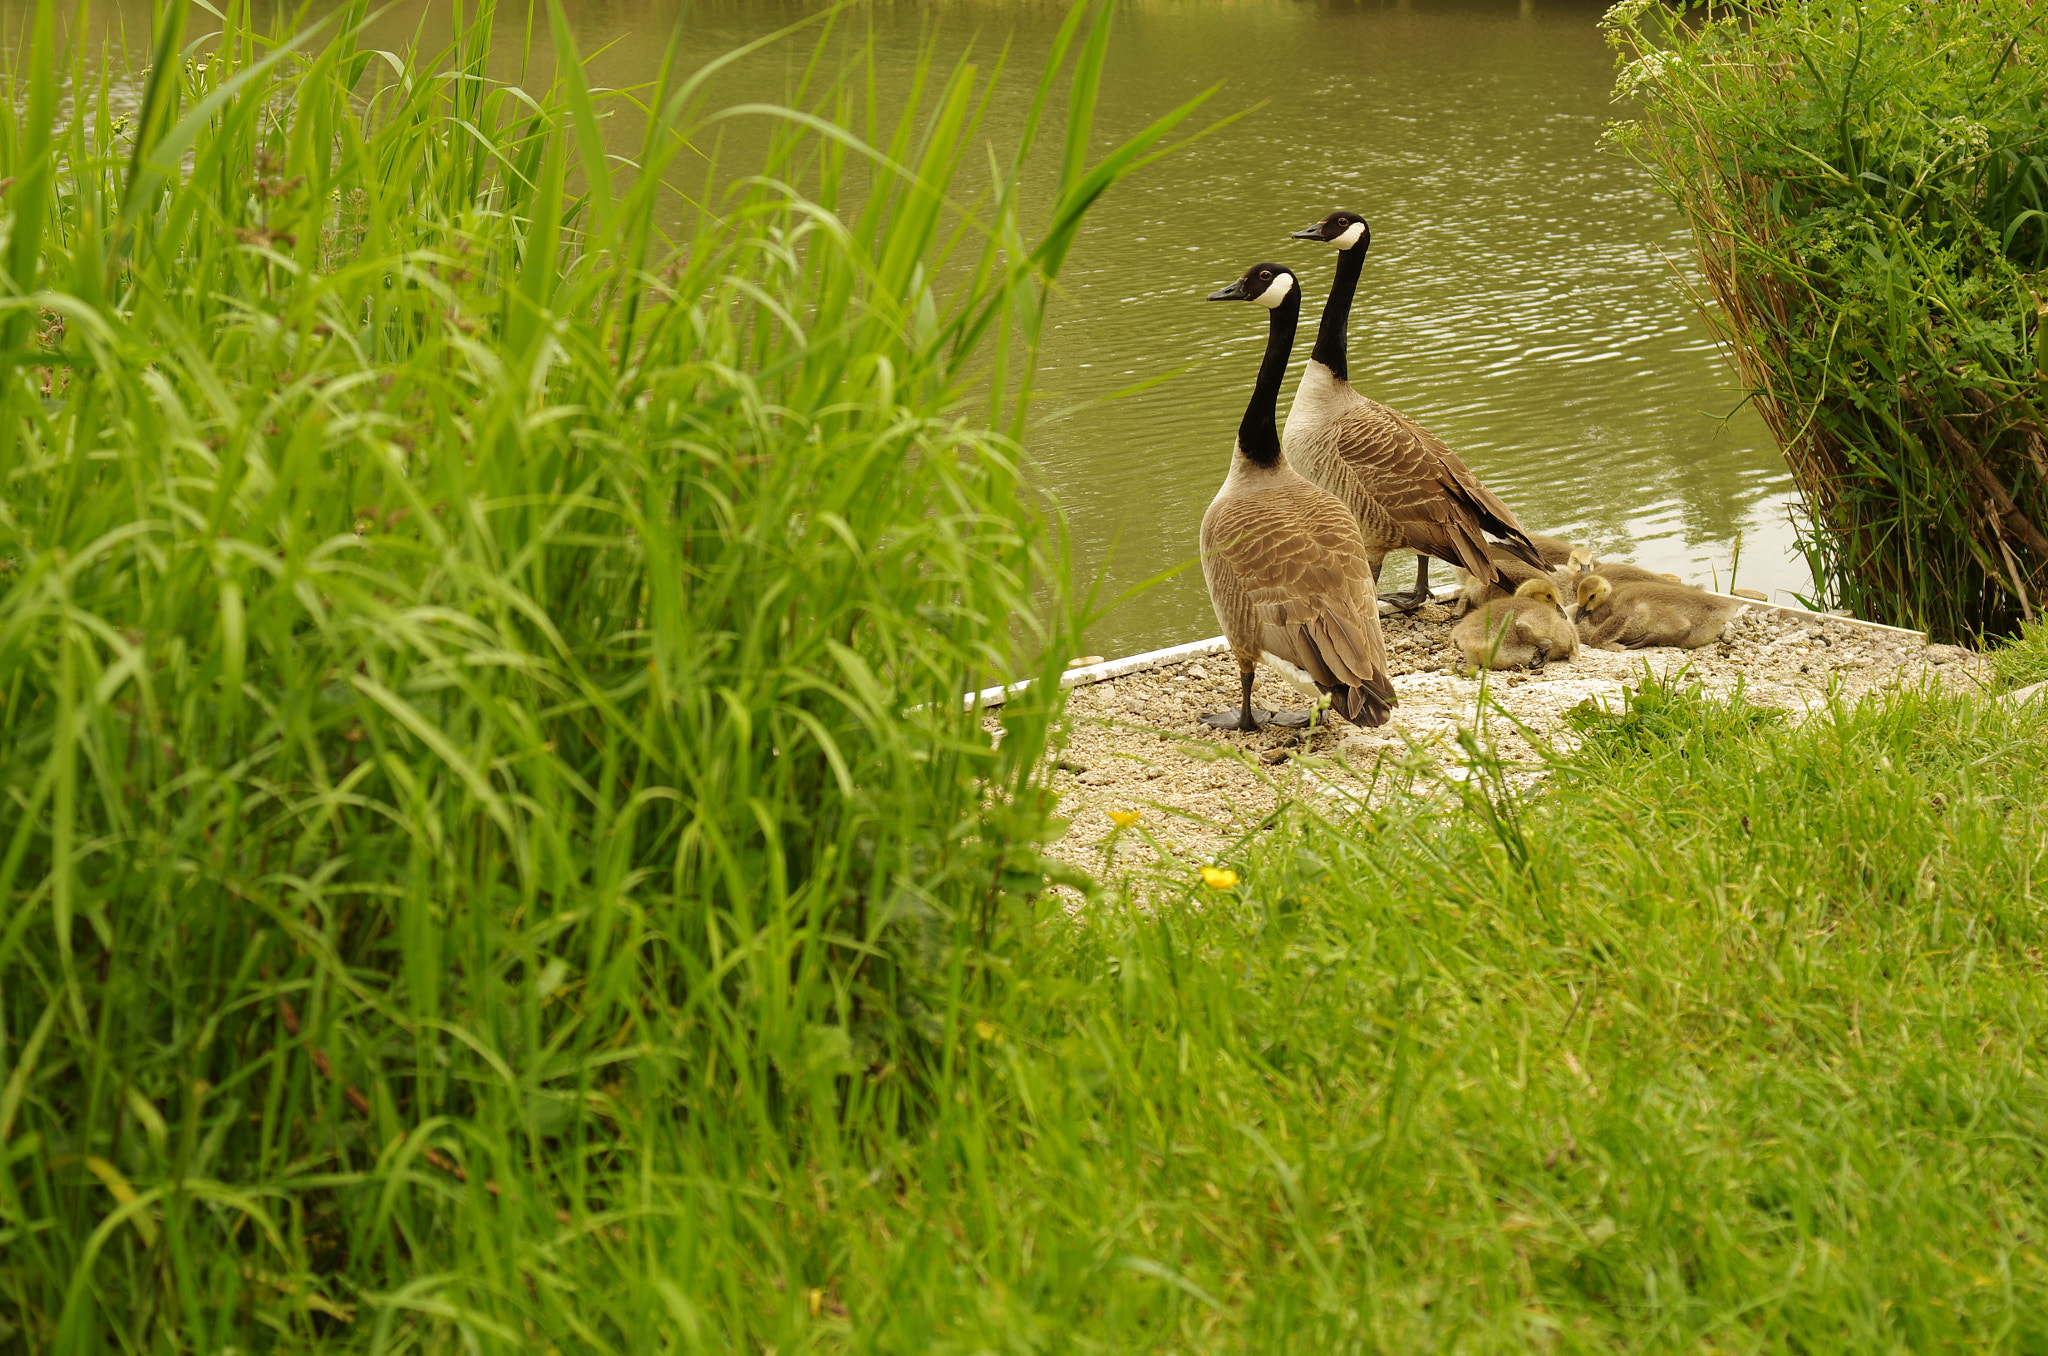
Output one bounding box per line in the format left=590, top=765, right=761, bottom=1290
left=1291, top=209, right=1370, bottom=252
left=1207, top=262, right=1299, bottom=309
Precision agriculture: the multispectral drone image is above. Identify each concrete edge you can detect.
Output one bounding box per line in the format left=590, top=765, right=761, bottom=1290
left=965, top=586, right=1935, bottom=710
left=2000, top=680, right=2047, bottom=706
left=1697, top=590, right=1928, bottom=642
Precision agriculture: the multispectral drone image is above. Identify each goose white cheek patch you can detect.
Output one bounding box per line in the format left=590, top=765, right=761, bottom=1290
left=1252, top=274, right=1295, bottom=308
left=1333, top=221, right=1366, bottom=250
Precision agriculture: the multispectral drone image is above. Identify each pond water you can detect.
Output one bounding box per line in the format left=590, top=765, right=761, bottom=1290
left=46, top=0, right=1809, bottom=659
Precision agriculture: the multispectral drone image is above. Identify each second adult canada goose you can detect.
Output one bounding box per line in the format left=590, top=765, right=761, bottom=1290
left=1575, top=575, right=1744, bottom=650
left=1283, top=208, right=1543, bottom=611
left=1200, top=261, right=1397, bottom=732
left=1451, top=577, right=1580, bottom=671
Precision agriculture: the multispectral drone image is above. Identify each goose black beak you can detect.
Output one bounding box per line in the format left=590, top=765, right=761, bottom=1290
left=1290, top=224, right=1328, bottom=241
left=1206, top=280, right=1247, bottom=301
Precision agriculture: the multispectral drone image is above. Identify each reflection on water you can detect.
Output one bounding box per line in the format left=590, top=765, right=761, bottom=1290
left=26, top=0, right=1805, bottom=657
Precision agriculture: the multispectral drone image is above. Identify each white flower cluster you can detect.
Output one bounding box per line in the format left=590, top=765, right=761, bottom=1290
left=1600, top=0, right=1661, bottom=31
left=1935, top=116, right=1991, bottom=156
left=1616, top=49, right=1680, bottom=99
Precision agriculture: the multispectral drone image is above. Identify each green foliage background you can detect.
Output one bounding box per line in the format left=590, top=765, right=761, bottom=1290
left=1608, top=0, right=2048, bottom=641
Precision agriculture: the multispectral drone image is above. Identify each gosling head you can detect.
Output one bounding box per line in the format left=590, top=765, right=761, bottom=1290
left=1291, top=209, right=1371, bottom=252
left=1576, top=574, right=1614, bottom=613
left=1514, top=576, right=1562, bottom=608
left=1207, top=262, right=1299, bottom=309
left=1567, top=546, right=1595, bottom=571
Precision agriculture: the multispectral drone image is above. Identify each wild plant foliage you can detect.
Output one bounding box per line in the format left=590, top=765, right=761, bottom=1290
left=1607, top=0, right=2048, bottom=640
left=0, top=0, right=1211, bottom=1340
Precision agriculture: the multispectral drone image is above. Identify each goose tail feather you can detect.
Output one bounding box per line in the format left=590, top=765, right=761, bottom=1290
left=1257, top=604, right=1397, bottom=729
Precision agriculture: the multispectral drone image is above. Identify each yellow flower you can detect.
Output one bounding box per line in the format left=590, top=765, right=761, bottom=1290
left=974, top=1019, right=997, bottom=1041
left=1107, top=809, right=1141, bottom=828
left=1200, top=866, right=1238, bottom=890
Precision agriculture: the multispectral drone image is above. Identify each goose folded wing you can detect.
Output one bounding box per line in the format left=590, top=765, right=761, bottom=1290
left=1240, top=526, right=1396, bottom=721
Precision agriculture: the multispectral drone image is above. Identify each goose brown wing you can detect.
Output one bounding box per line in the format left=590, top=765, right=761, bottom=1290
left=1208, top=488, right=1396, bottom=727
left=1332, top=403, right=1543, bottom=577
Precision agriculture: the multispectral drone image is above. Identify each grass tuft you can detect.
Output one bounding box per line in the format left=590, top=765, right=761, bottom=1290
left=0, top=0, right=1213, bottom=1344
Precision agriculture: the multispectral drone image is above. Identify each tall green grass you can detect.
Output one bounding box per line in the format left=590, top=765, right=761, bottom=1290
left=0, top=0, right=1215, bottom=1344
left=1606, top=0, right=2048, bottom=642
left=10, top=2, right=2047, bottom=1350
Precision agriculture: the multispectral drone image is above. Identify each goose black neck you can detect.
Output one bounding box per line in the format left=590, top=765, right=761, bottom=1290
left=1238, top=291, right=1299, bottom=467
left=1309, top=244, right=1364, bottom=381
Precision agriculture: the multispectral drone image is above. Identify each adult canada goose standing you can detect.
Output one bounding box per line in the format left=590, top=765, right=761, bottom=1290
left=1283, top=209, right=1543, bottom=611
left=1199, top=261, right=1396, bottom=732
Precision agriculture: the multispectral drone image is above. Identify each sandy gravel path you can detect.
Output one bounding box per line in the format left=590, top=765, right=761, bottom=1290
left=1029, top=600, right=1986, bottom=878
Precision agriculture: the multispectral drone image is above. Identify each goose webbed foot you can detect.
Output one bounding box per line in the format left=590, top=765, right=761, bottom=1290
left=1379, top=554, right=1434, bottom=613
left=1200, top=707, right=1280, bottom=732
left=1265, top=709, right=1316, bottom=729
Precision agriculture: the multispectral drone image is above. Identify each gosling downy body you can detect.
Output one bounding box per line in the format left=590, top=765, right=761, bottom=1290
left=1282, top=209, right=1542, bottom=611
left=1452, top=541, right=1575, bottom=616
left=1451, top=577, right=1580, bottom=672
left=1199, top=261, right=1397, bottom=732
left=1561, top=548, right=1682, bottom=592
left=1574, top=575, right=1744, bottom=650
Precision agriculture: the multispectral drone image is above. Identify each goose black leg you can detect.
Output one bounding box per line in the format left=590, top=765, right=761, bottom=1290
left=1202, top=667, right=1283, bottom=731
left=1381, top=552, right=1434, bottom=613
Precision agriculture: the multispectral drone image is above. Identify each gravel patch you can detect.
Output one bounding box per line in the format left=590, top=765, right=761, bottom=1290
left=1030, top=602, right=1988, bottom=878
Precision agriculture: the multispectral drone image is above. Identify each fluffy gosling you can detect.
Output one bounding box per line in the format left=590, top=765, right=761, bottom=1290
left=1561, top=547, right=1682, bottom=594
left=1451, top=577, right=1580, bottom=671
left=1452, top=541, right=1576, bottom=616
left=1574, top=574, right=1745, bottom=650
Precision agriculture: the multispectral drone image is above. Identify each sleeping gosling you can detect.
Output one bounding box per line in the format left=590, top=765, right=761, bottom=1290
left=1560, top=547, right=1684, bottom=595
left=1451, top=577, right=1580, bottom=672
left=1452, top=540, right=1577, bottom=616
left=1574, top=574, right=1745, bottom=651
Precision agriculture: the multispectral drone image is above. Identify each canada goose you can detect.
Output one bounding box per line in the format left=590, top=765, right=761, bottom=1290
left=1283, top=208, right=1543, bottom=611
left=1451, top=542, right=1572, bottom=616
left=1574, top=575, right=1745, bottom=650
left=1451, top=577, right=1580, bottom=671
left=1561, top=548, right=1683, bottom=592
left=1199, top=261, right=1397, bottom=732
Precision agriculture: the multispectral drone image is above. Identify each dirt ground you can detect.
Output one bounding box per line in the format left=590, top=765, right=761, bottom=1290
left=1023, top=600, right=1987, bottom=879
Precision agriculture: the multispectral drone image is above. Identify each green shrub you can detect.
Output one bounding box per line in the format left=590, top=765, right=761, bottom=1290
left=1607, top=0, right=2048, bottom=641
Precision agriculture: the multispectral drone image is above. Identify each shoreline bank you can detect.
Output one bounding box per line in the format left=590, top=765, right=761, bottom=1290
left=1017, top=595, right=1985, bottom=877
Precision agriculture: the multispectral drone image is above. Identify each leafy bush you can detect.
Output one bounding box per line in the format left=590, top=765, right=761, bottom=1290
left=1607, top=0, right=2048, bottom=641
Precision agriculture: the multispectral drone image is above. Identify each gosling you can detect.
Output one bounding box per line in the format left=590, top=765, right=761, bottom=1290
left=1561, top=547, right=1683, bottom=593
left=1450, top=577, right=1580, bottom=672
left=1575, top=574, right=1745, bottom=650
left=1452, top=541, right=1573, bottom=616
